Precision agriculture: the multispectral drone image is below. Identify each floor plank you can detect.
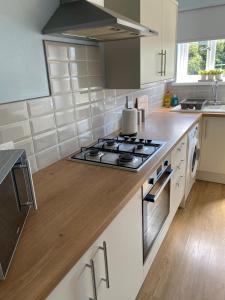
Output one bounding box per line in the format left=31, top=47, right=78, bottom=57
left=137, top=180, right=225, bottom=300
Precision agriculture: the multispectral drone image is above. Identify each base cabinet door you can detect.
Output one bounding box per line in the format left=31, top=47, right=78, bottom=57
left=96, top=189, right=143, bottom=300
left=46, top=190, right=143, bottom=300
left=46, top=243, right=100, bottom=300
left=199, top=117, right=225, bottom=175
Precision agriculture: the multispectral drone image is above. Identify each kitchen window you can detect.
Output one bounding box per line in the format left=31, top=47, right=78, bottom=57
left=176, top=39, right=225, bottom=83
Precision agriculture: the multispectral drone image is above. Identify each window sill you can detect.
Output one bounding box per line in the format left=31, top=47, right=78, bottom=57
left=172, top=81, right=225, bottom=86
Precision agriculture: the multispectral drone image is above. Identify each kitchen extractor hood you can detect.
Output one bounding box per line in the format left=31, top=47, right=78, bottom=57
left=42, top=0, right=158, bottom=42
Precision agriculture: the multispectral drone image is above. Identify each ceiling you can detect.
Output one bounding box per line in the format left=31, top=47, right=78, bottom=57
left=179, top=0, right=225, bottom=11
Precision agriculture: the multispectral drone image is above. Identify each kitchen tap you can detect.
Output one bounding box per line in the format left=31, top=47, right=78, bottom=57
left=212, top=81, right=219, bottom=105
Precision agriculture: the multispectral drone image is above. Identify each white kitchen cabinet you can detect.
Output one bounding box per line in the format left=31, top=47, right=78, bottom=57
left=46, top=241, right=99, bottom=300
left=96, top=189, right=143, bottom=300
left=198, top=117, right=225, bottom=183
left=47, top=189, right=143, bottom=300
left=162, top=0, right=178, bottom=80
left=141, top=0, right=178, bottom=83
left=103, top=0, right=178, bottom=88
left=141, top=0, right=163, bottom=83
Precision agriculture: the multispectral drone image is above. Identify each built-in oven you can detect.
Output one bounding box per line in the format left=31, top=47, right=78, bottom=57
left=142, top=157, right=174, bottom=263
left=0, top=149, right=37, bottom=280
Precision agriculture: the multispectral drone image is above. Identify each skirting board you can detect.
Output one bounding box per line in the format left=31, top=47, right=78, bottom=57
left=197, top=170, right=225, bottom=184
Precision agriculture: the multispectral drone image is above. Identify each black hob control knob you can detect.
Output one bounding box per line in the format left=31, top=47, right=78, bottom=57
left=148, top=178, right=154, bottom=185
left=131, top=137, right=136, bottom=142
left=147, top=139, right=152, bottom=144
left=124, top=136, right=129, bottom=141
left=139, top=138, right=144, bottom=143
left=164, top=160, right=169, bottom=167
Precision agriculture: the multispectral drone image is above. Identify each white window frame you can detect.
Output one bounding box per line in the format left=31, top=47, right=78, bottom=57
left=176, top=40, right=218, bottom=83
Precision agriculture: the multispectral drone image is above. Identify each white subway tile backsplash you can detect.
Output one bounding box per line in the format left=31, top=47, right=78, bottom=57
left=49, top=62, right=69, bottom=78
left=90, top=90, right=104, bottom=102
left=76, top=105, right=91, bottom=121
left=51, top=78, right=71, bottom=94
left=79, top=131, right=93, bottom=147
left=88, top=76, right=104, bottom=90
left=59, top=137, right=80, bottom=158
left=91, top=101, right=104, bottom=116
left=47, top=44, right=68, bottom=61
left=55, top=109, right=75, bottom=127
left=53, top=94, right=74, bottom=111
left=77, top=118, right=92, bottom=135
left=71, top=77, right=89, bottom=91
left=104, top=98, right=116, bottom=111
left=33, top=130, right=58, bottom=153
left=28, top=97, right=53, bottom=118
left=30, top=114, right=55, bottom=135
left=104, top=110, right=117, bottom=124
left=86, top=46, right=101, bottom=61
left=74, top=92, right=89, bottom=105
left=0, top=41, right=165, bottom=174
left=93, top=126, right=105, bottom=140
left=88, top=62, right=102, bottom=76
left=28, top=155, right=38, bottom=174
left=69, top=45, right=86, bottom=61
left=70, top=62, right=88, bottom=77
left=36, top=146, right=60, bottom=169
left=14, top=138, right=34, bottom=156
left=0, top=102, right=28, bottom=126
left=57, top=124, right=76, bottom=143
left=105, top=90, right=116, bottom=98
left=0, top=120, right=31, bottom=144
left=92, top=114, right=104, bottom=129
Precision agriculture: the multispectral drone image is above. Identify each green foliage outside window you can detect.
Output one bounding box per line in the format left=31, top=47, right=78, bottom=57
left=188, top=42, right=207, bottom=75
left=215, top=40, right=225, bottom=69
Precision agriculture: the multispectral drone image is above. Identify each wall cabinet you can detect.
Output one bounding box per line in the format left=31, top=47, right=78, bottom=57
left=198, top=117, right=225, bottom=183
left=103, top=0, right=178, bottom=88
left=47, top=190, right=143, bottom=300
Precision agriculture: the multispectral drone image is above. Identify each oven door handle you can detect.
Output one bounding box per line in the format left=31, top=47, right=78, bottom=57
left=144, top=168, right=174, bottom=203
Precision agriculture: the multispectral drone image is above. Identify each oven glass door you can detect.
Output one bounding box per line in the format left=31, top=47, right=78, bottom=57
left=0, top=162, right=31, bottom=279
left=143, top=171, right=171, bottom=263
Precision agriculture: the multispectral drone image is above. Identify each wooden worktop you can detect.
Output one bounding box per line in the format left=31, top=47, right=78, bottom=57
left=0, top=112, right=201, bottom=300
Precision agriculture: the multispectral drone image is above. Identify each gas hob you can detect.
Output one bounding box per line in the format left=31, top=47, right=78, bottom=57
left=69, top=136, right=166, bottom=172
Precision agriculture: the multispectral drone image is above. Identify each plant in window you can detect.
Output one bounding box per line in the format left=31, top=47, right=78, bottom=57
left=198, top=70, right=208, bottom=81
left=215, top=69, right=224, bottom=81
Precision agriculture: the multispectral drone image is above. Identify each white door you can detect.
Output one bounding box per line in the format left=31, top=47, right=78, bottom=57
left=95, top=190, right=143, bottom=300
left=199, top=117, right=225, bottom=174
left=162, top=0, right=178, bottom=80
left=141, top=0, right=163, bottom=84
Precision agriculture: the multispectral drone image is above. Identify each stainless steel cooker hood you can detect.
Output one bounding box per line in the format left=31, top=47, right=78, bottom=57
left=42, top=0, right=157, bottom=42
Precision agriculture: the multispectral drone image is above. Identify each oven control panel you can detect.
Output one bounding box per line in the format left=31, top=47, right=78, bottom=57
left=142, top=155, right=171, bottom=198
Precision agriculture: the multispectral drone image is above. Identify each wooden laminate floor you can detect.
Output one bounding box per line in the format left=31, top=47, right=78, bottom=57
left=137, top=180, right=225, bottom=300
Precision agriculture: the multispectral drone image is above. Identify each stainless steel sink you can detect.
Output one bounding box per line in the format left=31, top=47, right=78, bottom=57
left=203, top=101, right=225, bottom=112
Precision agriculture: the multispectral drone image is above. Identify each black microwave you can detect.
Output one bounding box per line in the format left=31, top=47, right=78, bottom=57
left=0, top=149, right=37, bottom=280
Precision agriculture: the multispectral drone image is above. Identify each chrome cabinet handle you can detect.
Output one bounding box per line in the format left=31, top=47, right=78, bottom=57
left=204, top=119, right=208, bottom=139
left=163, top=50, right=167, bottom=76
left=86, top=260, right=98, bottom=300
left=13, top=160, right=37, bottom=210
left=158, top=50, right=164, bottom=76
left=99, top=242, right=110, bottom=289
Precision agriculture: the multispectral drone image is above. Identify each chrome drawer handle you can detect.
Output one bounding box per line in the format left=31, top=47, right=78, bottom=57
left=86, top=260, right=98, bottom=300
left=99, top=242, right=110, bottom=289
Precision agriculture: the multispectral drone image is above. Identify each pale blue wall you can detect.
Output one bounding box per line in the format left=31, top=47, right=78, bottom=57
left=179, top=0, right=225, bottom=11
left=0, top=0, right=96, bottom=104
